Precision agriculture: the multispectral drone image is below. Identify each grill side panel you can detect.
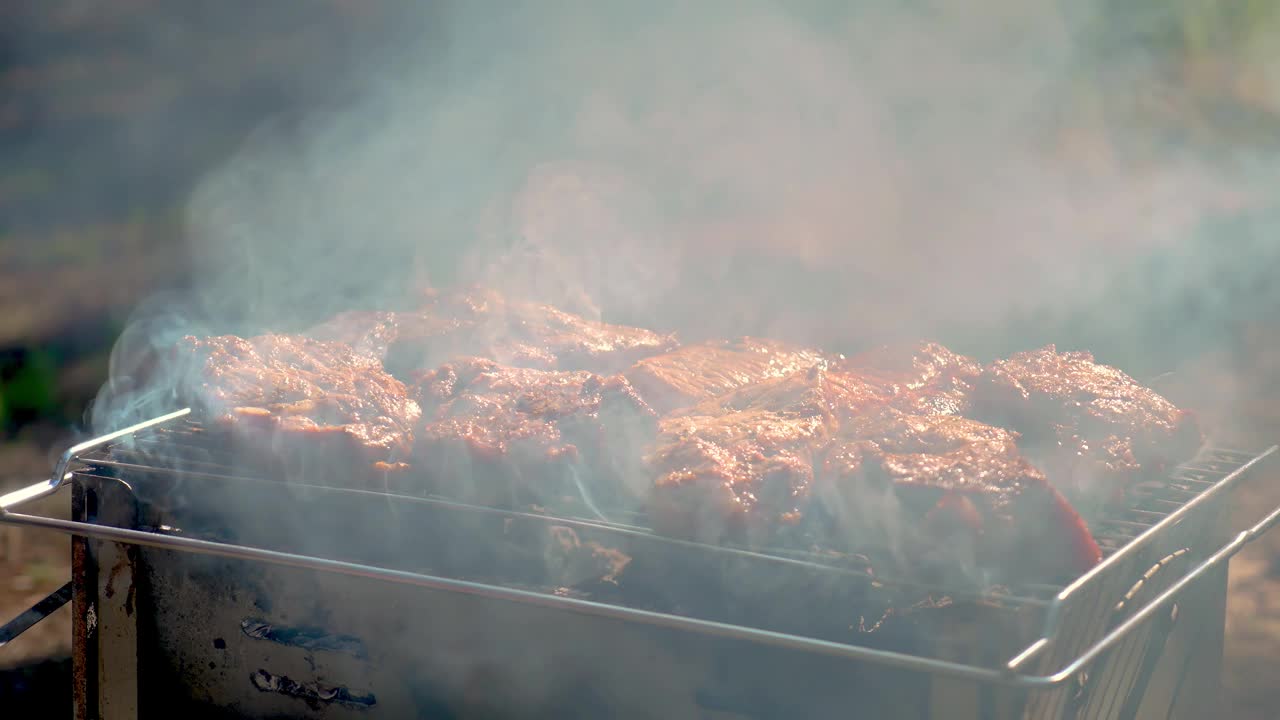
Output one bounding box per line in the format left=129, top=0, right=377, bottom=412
left=133, top=547, right=942, bottom=719
left=68, top=444, right=1269, bottom=719
left=1027, top=450, right=1244, bottom=720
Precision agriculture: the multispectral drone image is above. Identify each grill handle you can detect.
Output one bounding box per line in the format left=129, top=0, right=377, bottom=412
left=0, top=409, right=190, bottom=647
left=0, top=413, right=1275, bottom=691
left=0, top=409, right=191, bottom=511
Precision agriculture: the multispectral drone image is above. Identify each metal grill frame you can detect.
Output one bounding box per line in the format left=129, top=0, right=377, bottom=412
left=2, top=408, right=1278, bottom=719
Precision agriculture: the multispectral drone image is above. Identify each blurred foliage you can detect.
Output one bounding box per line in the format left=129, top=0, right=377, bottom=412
left=1175, top=0, right=1280, bottom=60
left=0, top=351, right=58, bottom=430
left=1084, top=0, right=1280, bottom=116
left=1080, top=0, right=1280, bottom=61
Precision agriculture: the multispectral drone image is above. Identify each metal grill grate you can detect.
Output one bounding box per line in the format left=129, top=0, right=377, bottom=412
left=83, top=419, right=1074, bottom=606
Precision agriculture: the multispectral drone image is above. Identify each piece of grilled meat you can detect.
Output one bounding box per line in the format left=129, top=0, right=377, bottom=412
left=311, top=287, right=678, bottom=377
left=624, top=337, right=829, bottom=414
left=837, top=341, right=983, bottom=417
left=973, top=345, right=1203, bottom=516
left=410, top=357, right=658, bottom=514
left=174, top=334, right=421, bottom=488
left=817, top=407, right=1102, bottom=585
left=645, top=366, right=889, bottom=545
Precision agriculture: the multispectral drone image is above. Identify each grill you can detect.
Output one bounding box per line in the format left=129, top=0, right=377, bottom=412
left=1, top=408, right=1277, bottom=719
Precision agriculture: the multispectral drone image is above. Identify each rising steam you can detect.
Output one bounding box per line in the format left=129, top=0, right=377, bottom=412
left=76, top=0, right=1274, bottom=502
left=88, top=0, right=1268, bottom=436
left=63, top=2, right=1280, bottom=713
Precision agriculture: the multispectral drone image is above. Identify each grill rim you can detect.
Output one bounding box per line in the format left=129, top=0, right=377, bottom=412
left=1, top=409, right=1276, bottom=693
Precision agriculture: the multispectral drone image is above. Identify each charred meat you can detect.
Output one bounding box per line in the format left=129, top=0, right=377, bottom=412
left=174, top=334, right=421, bottom=487
left=817, top=407, right=1102, bottom=585
left=624, top=337, right=829, bottom=414
left=837, top=341, right=983, bottom=417
left=411, top=357, right=658, bottom=514
left=973, top=345, right=1203, bottom=514
left=311, top=287, right=678, bottom=376
left=645, top=366, right=888, bottom=545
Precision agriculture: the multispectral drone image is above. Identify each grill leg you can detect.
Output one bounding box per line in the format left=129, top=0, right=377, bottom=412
left=95, top=539, right=139, bottom=719
left=72, top=477, right=141, bottom=720
left=1122, top=562, right=1227, bottom=720
left=1159, top=564, right=1227, bottom=720
left=72, top=483, right=95, bottom=720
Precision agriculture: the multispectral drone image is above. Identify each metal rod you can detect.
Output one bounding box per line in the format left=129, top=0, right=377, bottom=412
left=1036, top=501, right=1280, bottom=685
left=1004, top=445, right=1277, bottom=674
left=3, top=482, right=1278, bottom=689
left=0, top=581, right=73, bottom=648
left=1002, top=444, right=1279, bottom=674
left=1055, top=446, right=1275, bottom=600
left=0, top=508, right=1049, bottom=685
left=0, top=408, right=190, bottom=514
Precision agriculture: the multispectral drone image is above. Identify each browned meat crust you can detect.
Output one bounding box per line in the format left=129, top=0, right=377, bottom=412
left=311, top=287, right=678, bottom=376
left=411, top=357, right=658, bottom=513
left=645, top=367, right=889, bottom=544
left=817, top=408, right=1101, bottom=585
left=174, top=333, right=421, bottom=486
left=973, top=345, right=1203, bottom=513
left=623, top=337, right=829, bottom=414
left=837, top=341, right=983, bottom=417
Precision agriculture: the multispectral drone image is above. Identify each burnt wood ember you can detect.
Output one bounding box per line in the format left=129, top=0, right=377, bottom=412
left=645, top=366, right=888, bottom=545
left=973, top=345, right=1204, bottom=516
left=837, top=341, right=983, bottom=417
left=311, top=287, right=678, bottom=377
left=173, top=334, right=421, bottom=488
left=817, top=407, right=1102, bottom=585
left=623, top=337, right=829, bottom=414
left=410, top=357, right=658, bottom=513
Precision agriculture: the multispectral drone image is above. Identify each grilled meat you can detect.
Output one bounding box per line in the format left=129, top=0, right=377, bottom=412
left=411, top=357, right=658, bottom=513
left=974, top=345, right=1203, bottom=515
left=174, top=334, right=421, bottom=487
left=311, top=287, right=678, bottom=376
left=837, top=342, right=982, bottom=417
left=309, top=309, right=426, bottom=360
left=645, top=366, right=888, bottom=545
left=817, top=407, right=1102, bottom=585
left=624, top=337, right=829, bottom=414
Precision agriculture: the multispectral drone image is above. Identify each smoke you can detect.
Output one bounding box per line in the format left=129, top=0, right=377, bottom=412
left=85, top=0, right=1278, bottom=565
left=74, top=0, right=1279, bottom=531
left=111, top=0, right=1254, bottom=348
left=77, top=0, right=1271, bottom=438
left=66, top=1, right=1280, bottom=712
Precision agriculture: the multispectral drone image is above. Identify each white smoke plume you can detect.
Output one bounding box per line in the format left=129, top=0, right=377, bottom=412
left=62, top=1, right=1280, bottom=714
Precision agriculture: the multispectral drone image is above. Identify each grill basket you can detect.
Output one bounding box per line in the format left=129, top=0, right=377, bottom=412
left=1, top=409, right=1276, bottom=719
